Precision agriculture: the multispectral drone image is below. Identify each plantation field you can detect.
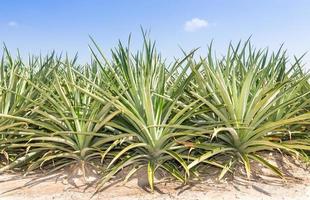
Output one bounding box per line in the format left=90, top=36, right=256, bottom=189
left=0, top=34, right=309, bottom=198
left=0, top=156, right=309, bottom=200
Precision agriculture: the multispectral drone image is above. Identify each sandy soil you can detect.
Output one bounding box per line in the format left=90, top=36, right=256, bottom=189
left=0, top=155, right=309, bottom=200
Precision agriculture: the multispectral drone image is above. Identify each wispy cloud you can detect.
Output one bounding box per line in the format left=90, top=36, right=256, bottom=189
left=184, top=18, right=208, bottom=32
left=8, top=21, right=18, bottom=27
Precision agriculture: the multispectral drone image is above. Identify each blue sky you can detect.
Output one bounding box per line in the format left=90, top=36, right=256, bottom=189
left=1, top=0, right=310, bottom=69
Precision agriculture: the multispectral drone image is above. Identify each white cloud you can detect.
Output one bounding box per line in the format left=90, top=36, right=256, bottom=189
left=184, top=18, right=208, bottom=32
left=8, top=21, right=18, bottom=27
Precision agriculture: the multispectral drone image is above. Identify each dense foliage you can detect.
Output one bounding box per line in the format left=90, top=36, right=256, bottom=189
left=0, top=35, right=309, bottom=192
